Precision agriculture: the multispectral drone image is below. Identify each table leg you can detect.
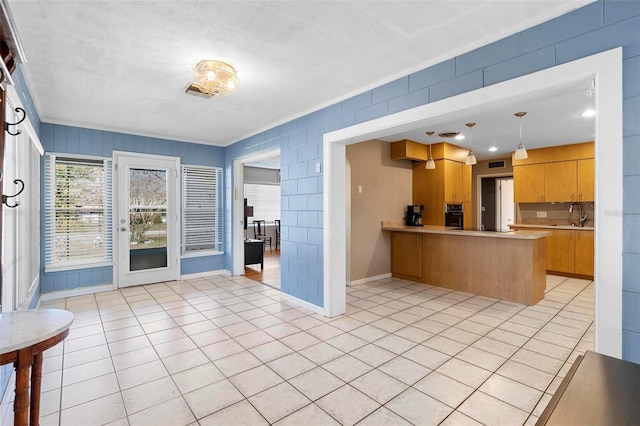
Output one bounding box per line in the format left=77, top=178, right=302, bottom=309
left=30, top=352, right=43, bottom=425
left=13, top=348, right=32, bottom=426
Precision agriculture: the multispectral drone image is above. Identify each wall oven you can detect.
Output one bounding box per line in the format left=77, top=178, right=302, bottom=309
left=445, top=204, right=463, bottom=229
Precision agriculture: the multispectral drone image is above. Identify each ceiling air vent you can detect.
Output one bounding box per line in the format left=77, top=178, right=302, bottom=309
left=438, top=131, right=460, bottom=138
left=185, top=84, right=213, bottom=99
left=488, top=160, right=506, bottom=169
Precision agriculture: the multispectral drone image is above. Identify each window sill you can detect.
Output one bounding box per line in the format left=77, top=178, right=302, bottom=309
left=181, top=250, right=224, bottom=259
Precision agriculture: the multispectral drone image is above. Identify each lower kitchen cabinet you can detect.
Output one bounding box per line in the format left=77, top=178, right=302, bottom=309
left=510, top=226, right=594, bottom=278
left=546, top=229, right=575, bottom=274
left=391, top=232, right=422, bottom=279
left=575, top=231, right=594, bottom=276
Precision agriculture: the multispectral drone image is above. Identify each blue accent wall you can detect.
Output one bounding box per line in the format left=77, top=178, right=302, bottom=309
left=38, top=123, right=227, bottom=294
left=223, top=0, right=640, bottom=361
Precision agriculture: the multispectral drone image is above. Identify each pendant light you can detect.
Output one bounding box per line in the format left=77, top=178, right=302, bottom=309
left=464, top=122, right=477, bottom=165
left=514, top=112, right=528, bottom=160
left=425, top=131, right=436, bottom=170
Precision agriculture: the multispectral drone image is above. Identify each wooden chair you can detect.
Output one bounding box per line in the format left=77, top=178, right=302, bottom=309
left=252, top=220, right=272, bottom=251
left=275, top=219, right=281, bottom=251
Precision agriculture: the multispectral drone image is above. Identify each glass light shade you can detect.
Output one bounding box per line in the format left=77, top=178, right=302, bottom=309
left=193, top=60, right=239, bottom=96
left=425, top=158, right=436, bottom=169
left=465, top=151, right=477, bottom=165
left=514, top=143, right=528, bottom=160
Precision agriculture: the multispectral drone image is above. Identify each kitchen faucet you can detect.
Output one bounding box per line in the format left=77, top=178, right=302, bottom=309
left=569, top=202, right=588, bottom=227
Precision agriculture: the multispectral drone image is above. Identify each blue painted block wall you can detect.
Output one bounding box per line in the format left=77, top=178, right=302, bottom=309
left=38, top=123, right=227, bottom=294
left=223, top=0, right=640, bottom=362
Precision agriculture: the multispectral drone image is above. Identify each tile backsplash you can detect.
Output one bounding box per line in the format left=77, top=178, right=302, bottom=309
left=517, top=202, right=595, bottom=227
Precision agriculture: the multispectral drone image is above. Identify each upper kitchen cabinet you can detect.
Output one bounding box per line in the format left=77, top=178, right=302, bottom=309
left=444, top=160, right=463, bottom=202
left=462, top=165, right=472, bottom=203
left=390, top=139, right=428, bottom=161
left=514, top=164, right=545, bottom=203
left=577, top=158, right=595, bottom=202
left=545, top=161, right=577, bottom=202
left=513, top=142, right=594, bottom=203
left=410, top=142, right=472, bottom=227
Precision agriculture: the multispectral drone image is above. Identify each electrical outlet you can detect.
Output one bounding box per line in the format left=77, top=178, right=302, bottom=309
left=537, top=211, right=547, bottom=218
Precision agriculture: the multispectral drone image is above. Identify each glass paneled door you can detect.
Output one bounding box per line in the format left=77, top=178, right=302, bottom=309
left=115, top=153, right=179, bottom=287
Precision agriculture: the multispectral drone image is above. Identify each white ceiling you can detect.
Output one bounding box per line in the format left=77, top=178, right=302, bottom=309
left=7, top=1, right=593, bottom=148
left=381, top=76, right=596, bottom=161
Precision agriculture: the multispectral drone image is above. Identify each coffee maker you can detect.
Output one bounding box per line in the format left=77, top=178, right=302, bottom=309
left=405, top=205, right=424, bottom=226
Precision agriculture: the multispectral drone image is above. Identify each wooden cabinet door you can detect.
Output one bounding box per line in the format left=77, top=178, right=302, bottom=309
left=416, top=160, right=444, bottom=226
left=391, top=233, right=422, bottom=279
left=545, top=161, right=577, bottom=202
left=575, top=231, right=594, bottom=276
left=463, top=202, right=473, bottom=230
left=577, top=158, right=595, bottom=202
left=444, top=160, right=463, bottom=202
left=462, top=164, right=472, bottom=202
left=546, top=230, right=575, bottom=274
left=514, top=164, right=545, bottom=202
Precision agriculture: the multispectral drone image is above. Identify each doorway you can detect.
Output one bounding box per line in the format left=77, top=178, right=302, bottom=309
left=232, top=148, right=281, bottom=287
left=115, top=152, right=180, bottom=287
left=481, top=177, right=514, bottom=232
left=324, top=48, right=622, bottom=357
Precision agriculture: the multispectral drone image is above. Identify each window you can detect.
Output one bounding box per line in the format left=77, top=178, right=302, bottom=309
left=44, top=155, right=113, bottom=270
left=181, top=165, right=223, bottom=254
left=244, top=183, right=281, bottom=222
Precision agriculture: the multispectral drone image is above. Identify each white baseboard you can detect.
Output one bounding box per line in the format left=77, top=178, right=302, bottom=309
left=39, top=283, right=116, bottom=301
left=181, top=269, right=231, bottom=280
left=283, top=293, right=324, bottom=315
left=348, top=273, right=392, bottom=286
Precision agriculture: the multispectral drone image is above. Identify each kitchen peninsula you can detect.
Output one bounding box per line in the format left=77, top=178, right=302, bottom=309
left=382, top=222, right=550, bottom=305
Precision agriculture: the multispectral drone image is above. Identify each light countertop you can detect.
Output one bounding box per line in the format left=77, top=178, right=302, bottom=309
left=509, top=224, right=595, bottom=231
left=382, top=222, right=551, bottom=240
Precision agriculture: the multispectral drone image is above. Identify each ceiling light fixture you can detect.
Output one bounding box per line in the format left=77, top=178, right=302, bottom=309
left=581, top=108, right=596, bottom=118
left=192, top=60, right=239, bottom=96
left=514, top=111, right=528, bottom=160
left=425, top=131, right=436, bottom=170
left=464, top=122, right=477, bottom=165
left=455, top=134, right=465, bottom=140
left=489, top=146, right=498, bottom=152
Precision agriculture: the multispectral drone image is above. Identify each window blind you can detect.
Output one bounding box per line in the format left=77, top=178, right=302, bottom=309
left=44, top=155, right=113, bottom=270
left=181, top=165, right=223, bottom=254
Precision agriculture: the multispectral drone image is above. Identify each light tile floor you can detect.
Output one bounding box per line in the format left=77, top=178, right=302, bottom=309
left=1, top=274, right=593, bottom=425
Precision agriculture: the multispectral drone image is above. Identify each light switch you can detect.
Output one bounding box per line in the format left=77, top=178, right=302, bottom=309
left=358, top=185, right=362, bottom=194
left=315, top=162, right=321, bottom=173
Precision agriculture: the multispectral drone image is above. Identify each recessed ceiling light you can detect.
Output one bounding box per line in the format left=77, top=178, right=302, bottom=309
left=489, top=146, right=498, bottom=152
left=455, top=134, right=465, bottom=140
left=581, top=108, right=596, bottom=117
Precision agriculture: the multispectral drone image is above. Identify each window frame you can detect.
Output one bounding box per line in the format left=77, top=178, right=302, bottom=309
left=44, top=153, right=113, bottom=272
